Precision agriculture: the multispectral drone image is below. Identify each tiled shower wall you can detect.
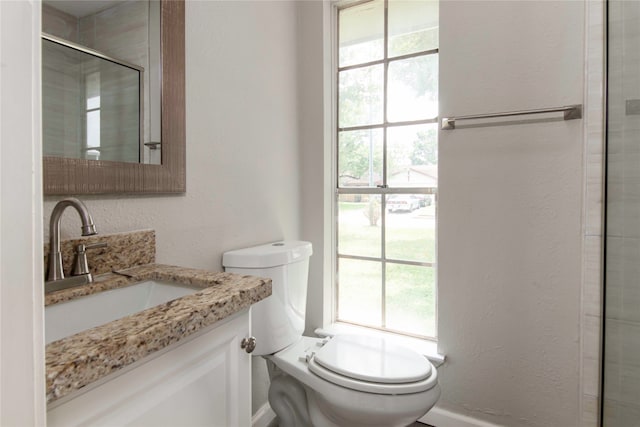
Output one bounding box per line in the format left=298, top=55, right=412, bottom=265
left=42, top=2, right=151, bottom=81
left=603, top=0, right=640, bottom=423
left=42, top=39, right=82, bottom=158
left=42, top=4, right=78, bottom=41
left=78, top=0, right=153, bottom=150
left=582, top=1, right=605, bottom=426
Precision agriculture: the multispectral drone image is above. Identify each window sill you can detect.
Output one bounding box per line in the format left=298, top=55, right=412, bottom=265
left=314, top=323, right=445, bottom=367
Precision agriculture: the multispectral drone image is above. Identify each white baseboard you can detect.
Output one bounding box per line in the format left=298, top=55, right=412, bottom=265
left=252, top=402, right=277, bottom=427
left=419, top=406, right=504, bottom=427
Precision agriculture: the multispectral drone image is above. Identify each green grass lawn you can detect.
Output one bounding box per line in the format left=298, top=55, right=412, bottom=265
left=337, top=201, right=436, bottom=338
left=338, top=203, right=436, bottom=262
left=338, top=201, right=365, bottom=211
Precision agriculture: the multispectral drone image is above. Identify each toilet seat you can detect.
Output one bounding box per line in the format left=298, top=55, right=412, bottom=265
left=305, top=334, right=437, bottom=395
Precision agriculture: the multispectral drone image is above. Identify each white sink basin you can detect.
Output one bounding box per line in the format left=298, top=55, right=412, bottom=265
left=45, top=280, right=202, bottom=344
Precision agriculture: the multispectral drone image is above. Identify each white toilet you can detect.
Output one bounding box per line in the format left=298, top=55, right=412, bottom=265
left=223, top=241, right=440, bottom=427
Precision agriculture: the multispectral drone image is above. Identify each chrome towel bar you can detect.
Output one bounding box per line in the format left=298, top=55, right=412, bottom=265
left=441, top=104, right=582, bottom=130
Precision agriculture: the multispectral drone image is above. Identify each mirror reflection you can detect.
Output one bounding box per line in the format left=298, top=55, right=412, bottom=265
left=42, top=0, right=161, bottom=164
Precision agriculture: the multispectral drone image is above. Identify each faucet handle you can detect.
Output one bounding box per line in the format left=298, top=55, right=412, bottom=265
left=85, top=242, right=108, bottom=251
left=71, top=242, right=107, bottom=276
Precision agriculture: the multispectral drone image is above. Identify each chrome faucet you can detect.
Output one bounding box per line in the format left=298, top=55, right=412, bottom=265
left=46, top=198, right=98, bottom=291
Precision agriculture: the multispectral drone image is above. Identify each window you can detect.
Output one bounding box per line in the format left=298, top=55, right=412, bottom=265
left=335, top=0, right=439, bottom=339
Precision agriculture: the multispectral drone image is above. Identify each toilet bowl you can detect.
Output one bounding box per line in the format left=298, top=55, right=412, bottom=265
left=223, top=241, right=440, bottom=427
left=267, top=335, right=440, bottom=427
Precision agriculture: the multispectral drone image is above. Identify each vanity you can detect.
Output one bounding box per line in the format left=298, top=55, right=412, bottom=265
left=39, top=1, right=260, bottom=423
left=44, top=230, right=271, bottom=426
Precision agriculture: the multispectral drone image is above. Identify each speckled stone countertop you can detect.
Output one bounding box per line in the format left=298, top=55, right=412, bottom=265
left=45, top=264, right=271, bottom=404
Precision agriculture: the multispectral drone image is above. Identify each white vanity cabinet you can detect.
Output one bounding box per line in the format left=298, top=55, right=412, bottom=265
left=47, top=309, right=252, bottom=427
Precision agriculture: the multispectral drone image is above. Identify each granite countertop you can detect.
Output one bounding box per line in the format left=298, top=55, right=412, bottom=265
left=45, top=264, right=271, bottom=404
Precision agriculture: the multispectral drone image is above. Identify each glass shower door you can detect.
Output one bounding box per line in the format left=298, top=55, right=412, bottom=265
left=603, top=0, right=640, bottom=424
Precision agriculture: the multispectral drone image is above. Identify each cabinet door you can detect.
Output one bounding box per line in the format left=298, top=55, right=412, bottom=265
left=48, top=309, right=251, bottom=426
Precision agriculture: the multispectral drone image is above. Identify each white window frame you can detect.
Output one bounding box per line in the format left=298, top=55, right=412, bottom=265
left=332, top=0, right=439, bottom=340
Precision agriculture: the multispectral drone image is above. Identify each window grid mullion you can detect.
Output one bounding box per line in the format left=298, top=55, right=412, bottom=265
left=337, top=187, right=438, bottom=195
left=337, top=48, right=439, bottom=73
left=337, top=253, right=436, bottom=269
left=380, top=0, right=390, bottom=329
left=338, top=117, right=438, bottom=133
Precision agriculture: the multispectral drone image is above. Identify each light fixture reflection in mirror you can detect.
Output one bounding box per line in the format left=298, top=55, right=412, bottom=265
left=41, top=0, right=161, bottom=165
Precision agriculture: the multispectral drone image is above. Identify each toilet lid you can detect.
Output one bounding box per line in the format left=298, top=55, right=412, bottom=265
left=311, top=334, right=431, bottom=384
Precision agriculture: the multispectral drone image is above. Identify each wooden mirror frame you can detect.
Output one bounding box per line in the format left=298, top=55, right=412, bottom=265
left=43, top=0, right=185, bottom=195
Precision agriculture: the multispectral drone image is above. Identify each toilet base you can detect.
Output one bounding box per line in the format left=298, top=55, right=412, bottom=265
left=267, top=364, right=312, bottom=427
left=265, top=356, right=440, bottom=427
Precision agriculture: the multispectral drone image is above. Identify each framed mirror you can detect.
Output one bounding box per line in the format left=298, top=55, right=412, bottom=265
left=43, top=0, right=185, bottom=195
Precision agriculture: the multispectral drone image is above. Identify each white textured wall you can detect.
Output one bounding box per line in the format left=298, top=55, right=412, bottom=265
left=436, top=1, right=584, bottom=426
left=298, top=0, right=334, bottom=337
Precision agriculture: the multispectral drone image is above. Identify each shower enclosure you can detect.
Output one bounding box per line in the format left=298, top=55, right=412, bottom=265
left=42, top=35, right=143, bottom=163
left=603, top=0, right=640, bottom=424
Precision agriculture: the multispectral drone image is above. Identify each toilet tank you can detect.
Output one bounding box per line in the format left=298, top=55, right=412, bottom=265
left=222, top=241, right=312, bottom=356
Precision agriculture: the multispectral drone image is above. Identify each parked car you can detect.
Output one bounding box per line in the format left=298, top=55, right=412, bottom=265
left=415, top=195, right=432, bottom=207
left=387, top=195, right=421, bottom=213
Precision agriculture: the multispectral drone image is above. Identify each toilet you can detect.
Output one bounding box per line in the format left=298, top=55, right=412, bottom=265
left=223, top=241, right=440, bottom=427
